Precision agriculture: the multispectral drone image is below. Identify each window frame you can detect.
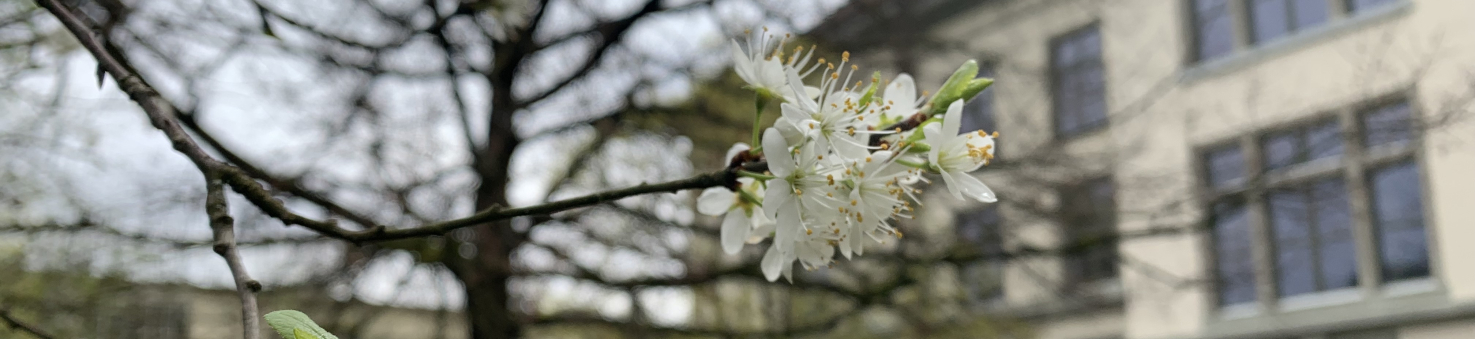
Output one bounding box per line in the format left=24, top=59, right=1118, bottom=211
left=1182, top=0, right=1411, bottom=67
left=1048, top=22, right=1110, bottom=139
left=1196, top=91, right=1438, bottom=315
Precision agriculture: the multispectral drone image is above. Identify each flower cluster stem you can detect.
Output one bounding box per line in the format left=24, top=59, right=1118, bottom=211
left=752, top=92, right=769, bottom=148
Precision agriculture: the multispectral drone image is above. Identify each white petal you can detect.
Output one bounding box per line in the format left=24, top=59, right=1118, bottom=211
left=839, top=233, right=853, bottom=260
left=761, top=245, right=784, bottom=282
left=954, top=173, right=998, bottom=203
left=884, top=73, right=916, bottom=113
left=782, top=255, right=795, bottom=283
left=923, top=124, right=945, bottom=166
left=780, top=103, right=811, bottom=125
left=763, top=180, right=792, bottom=218
left=762, top=128, right=795, bottom=177
left=757, top=58, right=787, bottom=91
left=748, top=215, right=775, bottom=244
left=721, top=211, right=750, bottom=255
left=697, top=188, right=736, bottom=216
left=939, top=170, right=965, bottom=201
left=943, top=100, right=964, bottom=136
left=785, top=67, right=816, bottom=112
left=775, top=203, right=801, bottom=254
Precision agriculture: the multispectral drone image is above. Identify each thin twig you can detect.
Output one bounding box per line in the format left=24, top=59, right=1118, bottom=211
left=0, top=307, right=56, bottom=339
left=207, top=174, right=262, bottom=339
left=36, top=0, right=767, bottom=244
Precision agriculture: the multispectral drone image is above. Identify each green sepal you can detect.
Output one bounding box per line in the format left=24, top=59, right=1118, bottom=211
left=959, top=78, right=994, bottom=103
left=928, top=60, right=979, bottom=115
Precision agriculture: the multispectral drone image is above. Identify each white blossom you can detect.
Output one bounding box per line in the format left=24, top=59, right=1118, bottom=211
left=923, top=100, right=999, bottom=203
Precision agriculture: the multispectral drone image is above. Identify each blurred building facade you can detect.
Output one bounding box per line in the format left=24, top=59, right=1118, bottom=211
left=813, top=0, right=1475, bottom=338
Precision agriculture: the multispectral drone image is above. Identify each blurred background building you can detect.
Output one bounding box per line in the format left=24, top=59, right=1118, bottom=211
left=810, top=0, right=1475, bottom=338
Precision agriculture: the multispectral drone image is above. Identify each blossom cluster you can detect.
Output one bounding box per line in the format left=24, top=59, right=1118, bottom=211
left=698, top=29, right=1000, bottom=282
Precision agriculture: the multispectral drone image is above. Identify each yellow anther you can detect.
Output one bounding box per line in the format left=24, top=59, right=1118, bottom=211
left=807, top=229, right=813, bottom=235
left=842, top=51, right=850, bottom=61
left=865, top=156, right=872, bottom=163
left=851, top=199, right=858, bottom=206
left=881, top=143, right=890, bottom=150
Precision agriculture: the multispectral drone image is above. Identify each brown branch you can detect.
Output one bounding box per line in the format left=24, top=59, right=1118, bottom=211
left=206, top=174, right=262, bottom=339
left=39, top=0, right=769, bottom=245
left=0, top=307, right=54, bottom=339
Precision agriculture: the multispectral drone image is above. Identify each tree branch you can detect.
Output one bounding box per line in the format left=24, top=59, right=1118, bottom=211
left=206, top=174, right=262, bottom=339
left=0, top=307, right=55, bottom=339
left=39, top=0, right=765, bottom=245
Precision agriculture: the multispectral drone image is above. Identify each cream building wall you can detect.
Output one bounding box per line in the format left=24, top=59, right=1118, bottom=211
left=877, top=0, right=1475, bottom=338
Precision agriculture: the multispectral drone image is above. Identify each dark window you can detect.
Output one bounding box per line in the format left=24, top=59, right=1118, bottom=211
left=1205, top=144, right=1246, bottom=188
left=1061, top=178, right=1118, bottom=285
left=1251, top=0, right=1332, bottom=45
left=1213, top=198, right=1257, bottom=305
left=958, top=207, right=1004, bottom=256
left=1292, top=0, right=1330, bottom=29
left=1192, top=0, right=1236, bottom=62
left=1369, top=161, right=1429, bottom=281
left=957, top=207, right=1005, bottom=302
left=1362, top=101, right=1413, bottom=148
left=1347, top=0, right=1398, bottom=14
left=1262, top=120, right=1343, bottom=170
left=1051, top=25, right=1108, bottom=138
left=960, top=65, right=997, bottom=133
left=1268, top=178, right=1357, bottom=297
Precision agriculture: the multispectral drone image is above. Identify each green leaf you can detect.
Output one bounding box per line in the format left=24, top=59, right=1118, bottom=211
left=264, top=310, right=339, bottom=339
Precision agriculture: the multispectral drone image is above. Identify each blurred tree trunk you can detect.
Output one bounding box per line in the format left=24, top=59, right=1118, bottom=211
left=442, top=51, right=525, bottom=338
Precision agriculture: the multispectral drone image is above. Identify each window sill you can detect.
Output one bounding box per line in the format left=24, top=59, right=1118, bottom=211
left=1279, top=288, right=1362, bottom=312
left=1180, top=1, right=1413, bottom=84
left=1198, top=282, right=1464, bottom=339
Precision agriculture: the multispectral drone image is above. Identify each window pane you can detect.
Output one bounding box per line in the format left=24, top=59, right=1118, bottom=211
left=1363, top=102, right=1413, bottom=148
left=1312, top=178, right=1357, bottom=290
left=1269, top=188, right=1316, bottom=297
left=961, top=66, right=997, bottom=133
left=1263, top=131, right=1300, bottom=170
left=1206, top=145, right=1245, bottom=188
left=1053, top=26, right=1106, bottom=137
left=1291, top=0, right=1329, bottom=30
left=1348, top=0, right=1398, bottom=14
left=1306, top=120, right=1344, bottom=162
left=1063, top=178, right=1117, bottom=284
left=1193, top=0, right=1235, bottom=62
left=1214, top=199, right=1257, bottom=305
left=1370, top=161, right=1430, bottom=281
left=1251, top=0, right=1291, bottom=44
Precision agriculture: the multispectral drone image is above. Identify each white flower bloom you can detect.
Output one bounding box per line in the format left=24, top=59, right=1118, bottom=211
left=923, top=100, right=999, bottom=203
left=761, top=128, right=841, bottom=258
left=731, top=29, right=822, bottom=99
left=779, top=61, right=882, bottom=158
left=697, top=177, right=771, bottom=255
left=837, top=150, right=917, bottom=258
